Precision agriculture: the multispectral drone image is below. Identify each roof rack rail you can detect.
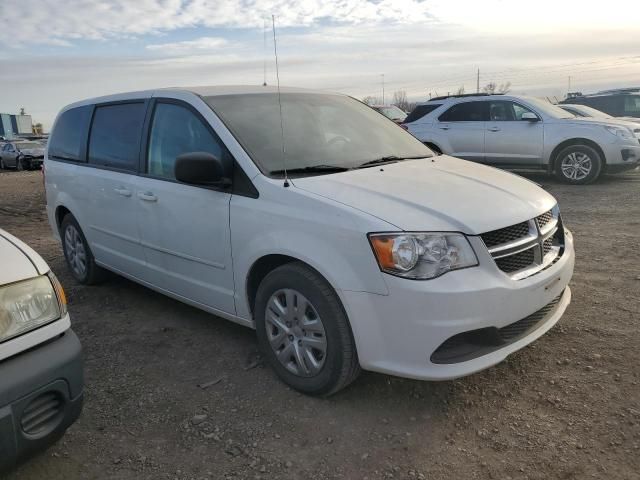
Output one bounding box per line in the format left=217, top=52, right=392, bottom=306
left=429, top=93, right=504, bottom=101
left=595, top=87, right=640, bottom=95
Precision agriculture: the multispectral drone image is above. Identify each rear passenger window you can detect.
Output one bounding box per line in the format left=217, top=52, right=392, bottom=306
left=404, top=104, right=441, bottom=123
left=147, top=102, right=229, bottom=180
left=439, top=101, right=488, bottom=122
left=624, top=96, right=640, bottom=115
left=88, top=103, right=146, bottom=171
left=49, top=106, right=91, bottom=161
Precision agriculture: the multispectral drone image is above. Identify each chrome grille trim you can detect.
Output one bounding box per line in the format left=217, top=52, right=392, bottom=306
left=481, top=205, right=564, bottom=280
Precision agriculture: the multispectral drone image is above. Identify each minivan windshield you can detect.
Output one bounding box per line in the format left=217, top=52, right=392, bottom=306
left=205, top=93, right=432, bottom=176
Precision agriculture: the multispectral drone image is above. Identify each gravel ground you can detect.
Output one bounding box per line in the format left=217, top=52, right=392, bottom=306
left=1, top=168, right=639, bottom=480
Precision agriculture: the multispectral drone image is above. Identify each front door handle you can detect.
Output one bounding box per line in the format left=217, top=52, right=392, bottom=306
left=439, top=125, right=450, bottom=130
left=488, top=127, right=501, bottom=132
left=137, top=191, right=157, bottom=202
left=114, top=187, right=132, bottom=197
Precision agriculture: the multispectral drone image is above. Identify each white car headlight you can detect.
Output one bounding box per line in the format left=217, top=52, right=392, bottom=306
left=369, top=233, right=478, bottom=279
left=604, top=125, right=635, bottom=141
left=0, top=273, right=67, bottom=343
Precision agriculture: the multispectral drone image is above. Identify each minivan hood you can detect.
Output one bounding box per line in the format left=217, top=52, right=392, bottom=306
left=292, top=156, right=556, bottom=234
left=0, top=231, right=40, bottom=285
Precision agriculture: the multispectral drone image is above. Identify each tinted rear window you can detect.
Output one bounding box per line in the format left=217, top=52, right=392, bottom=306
left=48, top=106, right=92, bottom=161
left=439, top=101, right=488, bottom=121
left=404, top=104, right=441, bottom=123
left=88, top=103, right=146, bottom=171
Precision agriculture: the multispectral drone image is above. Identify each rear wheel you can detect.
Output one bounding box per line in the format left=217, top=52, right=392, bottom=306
left=0, top=158, right=5, bottom=170
left=61, top=215, right=108, bottom=284
left=254, top=262, right=360, bottom=396
left=554, top=144, right=602, bottom=185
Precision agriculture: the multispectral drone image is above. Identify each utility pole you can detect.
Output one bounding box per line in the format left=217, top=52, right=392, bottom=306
left=476, top=68, right=480, bottom=93
left=381, top=74, right=385, bottom=104
left=567, top=75, right=571, bottom=95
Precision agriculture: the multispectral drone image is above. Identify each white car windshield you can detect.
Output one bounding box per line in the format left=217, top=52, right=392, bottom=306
left=205, top=93, right=432, bottom=176
left=523, top=97, right=576, bottom=119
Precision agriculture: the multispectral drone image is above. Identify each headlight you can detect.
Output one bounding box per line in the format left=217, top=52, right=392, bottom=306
left=369, top=232, right=478, bottom=279
left=0, top=273, right=67, bottom=343
left=604, top=125, right=635, bottom=141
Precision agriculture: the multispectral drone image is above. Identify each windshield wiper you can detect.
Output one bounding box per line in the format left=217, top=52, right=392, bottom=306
left=270, top=164, right=351, bottom=175
left=356, top=155, right=430, bottom=169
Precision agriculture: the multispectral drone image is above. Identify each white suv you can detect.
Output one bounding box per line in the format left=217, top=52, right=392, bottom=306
left=0, top=228, right=82, bottom=471
left=45, top=86, right=574, bottom=395
left=404, top=94, right=640, bottom=184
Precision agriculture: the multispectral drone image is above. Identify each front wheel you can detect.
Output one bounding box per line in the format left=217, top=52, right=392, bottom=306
left=554, top=144, right=602, bottom=184
left=254, top=262, right=360, bottom=396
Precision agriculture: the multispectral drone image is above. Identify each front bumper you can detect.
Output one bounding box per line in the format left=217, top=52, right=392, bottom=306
left=341, top=230, right=575, bottom=381
left=0, top=330, right=84, bottom=472
left=602, top=141, right=640, bottom=171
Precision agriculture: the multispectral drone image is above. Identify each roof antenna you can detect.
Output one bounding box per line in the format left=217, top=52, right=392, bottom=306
left=272, top=14, right=289, bottom=187
left=262, top=18, right=267, bottom=86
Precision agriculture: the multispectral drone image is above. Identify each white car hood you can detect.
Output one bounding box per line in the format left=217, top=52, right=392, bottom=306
left=292, top=156, right=556, bottom=234
left=0, top=229, right=48, bottom=284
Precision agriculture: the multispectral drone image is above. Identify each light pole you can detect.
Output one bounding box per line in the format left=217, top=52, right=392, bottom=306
left=381, top=74, right=385, bottom=105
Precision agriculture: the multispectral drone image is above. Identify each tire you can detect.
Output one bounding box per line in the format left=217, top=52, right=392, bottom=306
left=0, top=158, right=5, bottom=170
left=554, top=144, right=602, bottom=185
left=254, top=262, right=360, bottom=396
left=60, top=214, right=108, bottom=285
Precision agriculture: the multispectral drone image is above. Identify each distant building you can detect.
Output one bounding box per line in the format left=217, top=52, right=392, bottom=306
left=0, top=113, right=33, bottom=139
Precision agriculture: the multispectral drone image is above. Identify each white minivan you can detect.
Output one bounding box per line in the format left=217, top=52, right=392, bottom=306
left=45, top=86, right=575, bottom=395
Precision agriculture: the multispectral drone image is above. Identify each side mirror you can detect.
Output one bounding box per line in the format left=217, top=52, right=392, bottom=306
left=521, top=112, right=539, bottom=122
left=174, top=152, right=231, bottom=187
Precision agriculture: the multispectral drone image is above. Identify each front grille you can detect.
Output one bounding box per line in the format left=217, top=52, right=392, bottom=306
left=481, top=221, right=530, bottom=248
left=431, top=291, right=565, bottom=364
left=495, top=247, right=535, bottom=273
left=480, top=206, right=564, bottom=279
left=536, top=210, right=553, bottom=229
left=21, top=391, right=64, bottom=436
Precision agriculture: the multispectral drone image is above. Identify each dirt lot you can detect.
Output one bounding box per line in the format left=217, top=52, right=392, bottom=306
left=2, top=168, right=639, bottom=480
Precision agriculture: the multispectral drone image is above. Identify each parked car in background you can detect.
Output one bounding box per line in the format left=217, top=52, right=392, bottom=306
left=0, top=228, right=83, bottom=472
left=0, top=141, right=46, bottom=170
left=404, top=93, right=640, bottom=184
left=559, top=103, right=640, bottom=127
left=560, top=88, right=640, bottom=119
left=370, top=105, right=407, bottom=123
left=45, top=86, right=573, bottom=396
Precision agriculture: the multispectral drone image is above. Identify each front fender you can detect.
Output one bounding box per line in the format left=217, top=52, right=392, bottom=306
left=230, top=185, right=392, bottom=322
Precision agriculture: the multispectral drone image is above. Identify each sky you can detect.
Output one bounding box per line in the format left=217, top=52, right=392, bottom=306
left=1, top=0, right=639, bottom=130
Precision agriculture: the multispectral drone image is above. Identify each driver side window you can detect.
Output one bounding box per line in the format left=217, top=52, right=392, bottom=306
left=147, top=102, right=230, bottom=180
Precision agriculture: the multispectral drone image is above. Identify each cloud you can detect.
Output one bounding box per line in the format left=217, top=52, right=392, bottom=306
left=0, top=0, right=435, bottom=47
left=146, top=37, right=228, bottom=54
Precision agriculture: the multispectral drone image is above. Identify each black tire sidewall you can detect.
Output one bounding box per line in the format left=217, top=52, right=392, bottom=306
left=254, top=264, right=351, bottom=395
left=60, top=215, right=97, bottom=284
left=555, top=145, right=602, bottom=184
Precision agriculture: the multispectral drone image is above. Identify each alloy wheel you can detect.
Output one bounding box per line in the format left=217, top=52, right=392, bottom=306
left=264, top=288, right=328, bottom=377
left=560, top=151, right=592, bottom=181
left=64, top=225, right=87, bottom=278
